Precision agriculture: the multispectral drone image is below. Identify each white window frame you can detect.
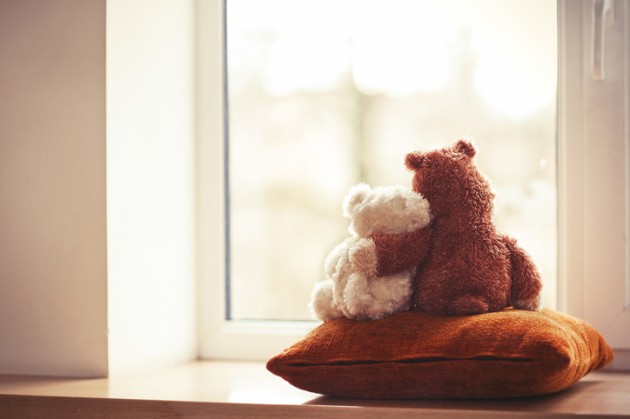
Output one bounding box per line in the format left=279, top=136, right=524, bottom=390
left=196, top=0, right=314, bottom=360
left=557, top=0, right=630, bottom=368
left=198, top=0, right=630, bottom=366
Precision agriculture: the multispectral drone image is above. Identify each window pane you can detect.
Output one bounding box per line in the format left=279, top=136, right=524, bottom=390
left=226, top=0, right=557, bottom=321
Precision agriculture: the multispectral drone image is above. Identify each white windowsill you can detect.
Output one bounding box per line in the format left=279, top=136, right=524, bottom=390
left=0, top=361, right=629, bottom=418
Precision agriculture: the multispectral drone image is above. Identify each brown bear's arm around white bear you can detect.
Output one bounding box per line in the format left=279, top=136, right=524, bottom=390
left=349, top=227, right=432, bottom=278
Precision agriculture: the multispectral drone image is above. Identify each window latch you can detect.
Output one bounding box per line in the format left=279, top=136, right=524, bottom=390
left=592, top=0, right=613, bottom=81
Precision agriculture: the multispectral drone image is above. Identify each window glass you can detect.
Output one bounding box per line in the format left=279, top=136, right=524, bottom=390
left=227, top=0, right=557, bottom=321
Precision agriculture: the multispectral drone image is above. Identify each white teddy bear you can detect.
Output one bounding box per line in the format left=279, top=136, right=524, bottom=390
left=309, top=183, right=431, bottom=321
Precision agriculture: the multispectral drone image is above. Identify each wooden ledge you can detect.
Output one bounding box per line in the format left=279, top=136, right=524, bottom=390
left=0, top=362, right=629, bottom=418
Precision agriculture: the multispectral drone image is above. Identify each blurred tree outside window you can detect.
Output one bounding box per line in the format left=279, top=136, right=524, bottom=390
left=227, top=0, right=557, bottom=321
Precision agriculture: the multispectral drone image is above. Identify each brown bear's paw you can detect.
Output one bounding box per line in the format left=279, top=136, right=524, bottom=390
left=448, top=295, right=490, bottom=316
left=348, top=238, right=378, bottom=278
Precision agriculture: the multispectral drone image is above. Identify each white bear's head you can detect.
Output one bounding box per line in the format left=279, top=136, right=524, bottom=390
left=342, top=183, right=431, bottom=237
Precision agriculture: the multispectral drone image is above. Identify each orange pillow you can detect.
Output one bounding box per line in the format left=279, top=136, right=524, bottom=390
left=267, top=309, right=614, bottom=399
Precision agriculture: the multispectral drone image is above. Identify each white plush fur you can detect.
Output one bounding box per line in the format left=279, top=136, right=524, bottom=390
left=309, top=183, right=431, bottom=321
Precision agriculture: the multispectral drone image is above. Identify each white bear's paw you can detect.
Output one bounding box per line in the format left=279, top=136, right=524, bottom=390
left=309, top=280, right=343, bottom=322
left=512, top=295, right=541, bottom=312
left=324, top=237, right=355, bottom=280
left=362, top=274, right=413, bottom=320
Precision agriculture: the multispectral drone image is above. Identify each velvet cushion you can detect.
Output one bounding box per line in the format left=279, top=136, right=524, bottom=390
left=266, top=309, right=614, bottom=399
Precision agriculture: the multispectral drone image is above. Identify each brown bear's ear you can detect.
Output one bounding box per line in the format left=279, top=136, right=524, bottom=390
left=454, top=139, right=476, bottom=158
left=405, top=152, right=425, bottom=170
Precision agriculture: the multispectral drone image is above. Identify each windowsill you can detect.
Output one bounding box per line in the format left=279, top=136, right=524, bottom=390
left=1, top=361, right=629, bottom=418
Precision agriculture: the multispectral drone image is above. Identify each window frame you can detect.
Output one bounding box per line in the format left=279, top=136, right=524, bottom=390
left=557, top=0, right=630, bottom=361
left=196, top=0, right=314, bottom=360
left=198, top=0, right=630, bottom=364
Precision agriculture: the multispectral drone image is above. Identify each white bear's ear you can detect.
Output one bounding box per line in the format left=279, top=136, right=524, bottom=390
left=404, top=194, right=432, bottom=231
left=342, top=183, right=371, bottom=218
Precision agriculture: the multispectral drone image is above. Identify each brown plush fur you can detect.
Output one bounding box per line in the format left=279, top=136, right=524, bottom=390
left=370, top=140, right=542, bottom=316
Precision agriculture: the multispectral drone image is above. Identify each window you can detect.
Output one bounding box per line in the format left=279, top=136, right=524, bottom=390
left=199, top=0, right=630, bottom=363
left=226, top=0, right=557, bottom=322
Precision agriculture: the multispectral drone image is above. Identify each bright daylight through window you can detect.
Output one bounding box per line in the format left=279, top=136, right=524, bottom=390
left=226, top=0, right=557, bottom=321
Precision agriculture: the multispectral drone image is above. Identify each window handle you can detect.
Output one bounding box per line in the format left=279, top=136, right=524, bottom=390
left=592, top=0, right=613, bottom=81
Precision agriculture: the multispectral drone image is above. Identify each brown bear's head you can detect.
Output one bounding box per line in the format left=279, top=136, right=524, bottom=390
left=404, top=139, right=495, bottom=219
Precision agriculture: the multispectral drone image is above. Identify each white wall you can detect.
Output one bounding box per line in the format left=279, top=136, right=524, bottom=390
left=0, top=0, right=198, bottom=377
left=106, top=0, right=197, bottom=376
left=0, top=0, right=108, bottom=376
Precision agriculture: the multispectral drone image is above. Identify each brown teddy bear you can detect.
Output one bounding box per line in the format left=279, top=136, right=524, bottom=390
left=350, top=139, right=542, bottom=316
